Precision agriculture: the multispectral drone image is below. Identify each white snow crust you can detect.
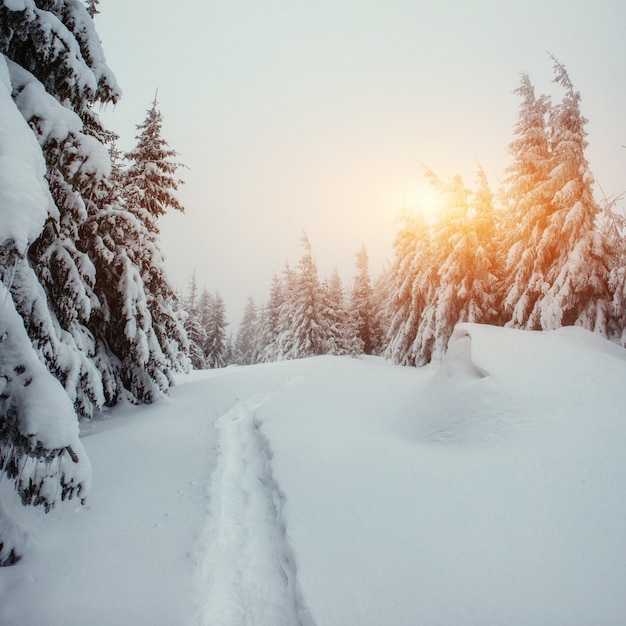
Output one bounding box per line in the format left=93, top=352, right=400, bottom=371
left=1, top=324, right=625, bottom=625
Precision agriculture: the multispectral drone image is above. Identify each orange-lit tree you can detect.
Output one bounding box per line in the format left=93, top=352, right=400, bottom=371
left=502, top=62, right=613, bottom=333
left=501, top=72, right=552, bottom=328
left=351, top=245, right=381, bottom=355
left=384, top=209, right=432, bottom=365
left=535, top=59, right=613, bottom=332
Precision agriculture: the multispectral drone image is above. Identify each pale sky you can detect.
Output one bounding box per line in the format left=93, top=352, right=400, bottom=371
left=97, top=0, right=626, bottom=328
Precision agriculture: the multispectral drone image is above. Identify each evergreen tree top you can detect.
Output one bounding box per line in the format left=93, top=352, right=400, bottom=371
left=124, top=95, right=186, bottom=224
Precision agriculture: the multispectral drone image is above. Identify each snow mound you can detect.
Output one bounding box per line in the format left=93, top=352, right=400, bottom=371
left=412, top=325, right=525, bottom=445
left=435, top=327, right=489, bottom=381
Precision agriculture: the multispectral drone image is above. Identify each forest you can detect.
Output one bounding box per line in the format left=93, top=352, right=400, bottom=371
left=1, top=0, right=625, bottom=566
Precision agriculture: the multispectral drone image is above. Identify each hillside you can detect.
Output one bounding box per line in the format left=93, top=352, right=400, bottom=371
left=1, top=324, right=625, bottom=625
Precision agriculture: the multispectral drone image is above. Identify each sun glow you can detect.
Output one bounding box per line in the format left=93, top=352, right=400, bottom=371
left=400, top=186, right=445, bottom=222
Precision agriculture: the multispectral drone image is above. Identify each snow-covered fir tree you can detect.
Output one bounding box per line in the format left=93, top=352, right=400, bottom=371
left=124, top=95, right=185, bottom=226
left=223, top=333, right=236, bottom=366
left=500, top=72, right=553, bottom=328
left=502, top=63, right=613, bottom=333
left=350, top=245, right=380, bottom=355
left=384, top=208, right=434, bottom=366
left=409, top=173, right=466, bottom=364
left=372, top=267, right=392, bottom=354
left=183, top=271, right=207, bottom=369
left=253, top=248, right=373, bottom=362
left=83, top=180, right=172, bottom=404
left=0, top=50, right=92, bottom=564
left=427, top=171, right=499, bottom=360
left=236, top=297, right=259, bottom=365
left=286, top=234, right=327, bottom=359
left=536, top=59, right=613, bottom=333
left=1, top=0, right=120, bottom=418
left=321, top=270, right=363, bottom=356
left=2, top=0, right=189, bottom=414
left=122, top=96, right=189, bottom=376
left=385, top=168, right=500, bottom=365
left=204, top=292, right=228, bottom=369
left=605, top=198, right=626, bottom=345
left=255, top=273, right=285, bottom=363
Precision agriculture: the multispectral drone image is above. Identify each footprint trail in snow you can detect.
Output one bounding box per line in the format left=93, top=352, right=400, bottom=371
left=196, top=378, right=314, bottom=626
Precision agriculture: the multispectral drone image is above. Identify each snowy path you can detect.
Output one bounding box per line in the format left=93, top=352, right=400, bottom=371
left=195, top=378, right=314, bottom=626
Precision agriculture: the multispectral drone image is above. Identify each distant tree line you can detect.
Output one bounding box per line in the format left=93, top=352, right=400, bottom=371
left=182, top=272, right=230, bottom=369
left=183, top=236, right=385, bottom=368
left=185, top=58, right=626, bottom=373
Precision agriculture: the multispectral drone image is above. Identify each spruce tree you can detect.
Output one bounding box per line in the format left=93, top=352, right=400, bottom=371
left=501, top=73, right=552, bottom=328
left=350, top=246, right=377, bottom=355
left=502, top=62, right=612, bottom=333
left=183, top=271, right=207, bottom=369
left=536, top=59, right=613, bottom=332
left=276, top=263, right=298, bottom=359
left=604, top=197, right=626, bottom=344
left=205, top=292, right=228, bottom=369
left=384, top=208, right=434, bottom=366
left=428, top=172, right=498, bottom=361
left=122, top=96, right=189, bottom=376
left=0, top=45, right=93, bottom=563
left=256, top=273, right=285, bottom=363
left=288, top=234, right=326, bottom=358
left=236, top=297, right=259, bottom=365
left=124, top=95, right=185, bottom=226
left=322, top=271, right=363, bottom=356
left=372, top=268, right=392, bottom=355
left=1, top=0, right=120, bottom=418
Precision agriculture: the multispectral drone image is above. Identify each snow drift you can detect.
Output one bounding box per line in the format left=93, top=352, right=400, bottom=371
left=0, top=324, right=625, bottom=625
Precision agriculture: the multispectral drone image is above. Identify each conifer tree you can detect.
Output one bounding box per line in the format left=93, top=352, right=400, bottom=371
left=236, top=297, right=259, bottom=365
left=183, top=271, right=206, bottom=369
left=372, top=268, right=392, bottom=355
left=205, top=292, right=228, bottom=369
left=427, top=172, right=499, bottom=360
left=1, top=0, right=120, bottom=417
left=351, top=245, right=377, bottom=355
left=384, top=208, right=434, bottom=366
left=501, top=73, right=552, bottom=328
left=502, top=63, right=613, bottom=333
left=122, top=96, right=189, bottom=376
left=322, top=271, right=363, bottom=356
left=124, top=95, right=185, bottom=226
left=223, top=333, right=236, bottom=366
left=0, top=40, right=96, bottom=562
left=603, top=196, right=626, bottom=344
left=276, top=263, right=298, bottom=359
left=536, top=59, right=613, bottom=332
left=256, top=273, right=285, bottom=363
left=288, top=234, right=326, bottom=358
left=0, top=282, right=90, bottom=566
left=84, top=191, right=172, bottom=404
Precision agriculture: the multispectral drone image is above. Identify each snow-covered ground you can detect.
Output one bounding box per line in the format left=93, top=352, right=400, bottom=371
left=1, top=323, right=625, bottom=625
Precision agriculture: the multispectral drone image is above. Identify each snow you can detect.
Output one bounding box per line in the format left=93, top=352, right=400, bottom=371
left=0, top=55, right=51, bottom=252
left=0, top=282, right=87, bottom=452
left=1, top=324, right=625, bottom=625
left=8, top=58, right=112, bottom=186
